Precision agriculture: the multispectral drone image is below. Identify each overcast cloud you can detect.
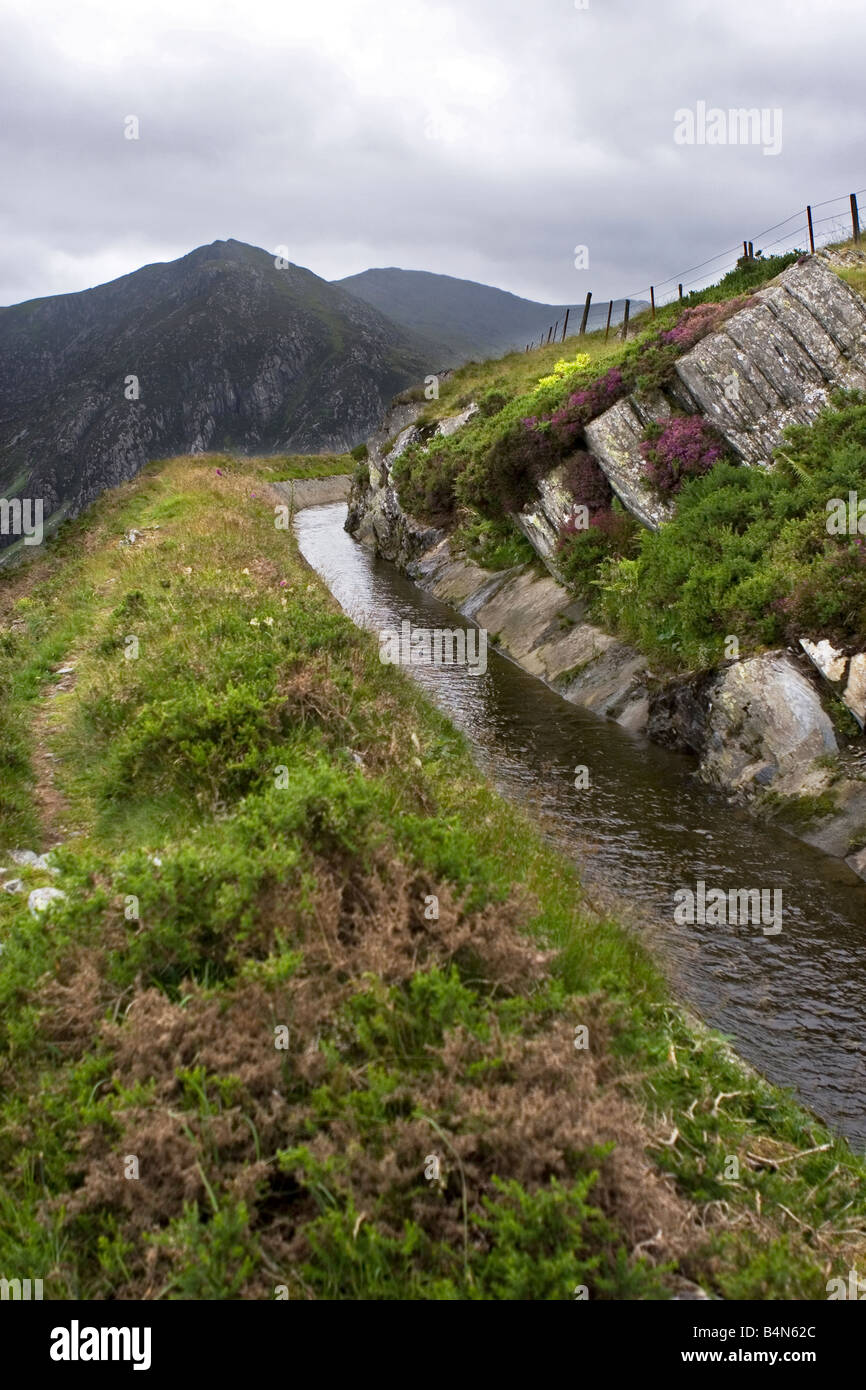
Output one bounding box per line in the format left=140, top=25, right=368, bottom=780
left=2, top=0, right=865, bottom=308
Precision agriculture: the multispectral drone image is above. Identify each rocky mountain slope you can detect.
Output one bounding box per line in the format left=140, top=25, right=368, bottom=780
left=0, top=239, right=432, bottom=555
left=334, top=266, right=638, bottom=363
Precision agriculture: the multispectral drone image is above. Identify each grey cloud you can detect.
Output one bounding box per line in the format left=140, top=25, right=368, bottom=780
left=1, top=0, right=864, bottom=308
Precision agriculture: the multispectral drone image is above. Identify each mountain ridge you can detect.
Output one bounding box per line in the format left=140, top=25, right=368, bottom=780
left=0, top=239, right=643, bottom=556
left=335, top=265, right=640, bottom=362
left=0, top=239, right=433, bottom=552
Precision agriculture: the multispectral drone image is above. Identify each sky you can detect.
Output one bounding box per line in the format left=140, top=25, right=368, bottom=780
left=2, top=0, right=865, bottom=309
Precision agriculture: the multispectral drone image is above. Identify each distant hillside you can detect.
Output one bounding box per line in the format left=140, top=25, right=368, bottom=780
left=335, top=267, right=641, bottom=364
left=0, top=240, right=429, bottom=552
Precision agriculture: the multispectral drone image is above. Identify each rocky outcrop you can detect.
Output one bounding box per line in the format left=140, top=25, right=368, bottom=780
left=650, top=653, right=837, bottom=794
left=800, top=637, right=866, bottom=729
left=580, top=256, right=866, bottom=528
left=346, top=392, right=454, bottom=566
left=673, top=258, right=866, bottom=462
left=513, top=462, right=595, bottom=575
left=647, top=651, right=866, bottom=873
left=584, top=394, right=676, bottom=532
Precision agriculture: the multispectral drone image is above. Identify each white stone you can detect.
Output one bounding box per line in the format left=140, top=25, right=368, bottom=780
left=800, top=637, right=848, bottom=684
left=435, top=404, right=479, bottom=438
left=28, top=886, right=67, bottom=917
left=843, top=653, right=866, bottom=728
left=33, top=854, right=61, bottom=875
left=9, top=849, right=39, bottom=866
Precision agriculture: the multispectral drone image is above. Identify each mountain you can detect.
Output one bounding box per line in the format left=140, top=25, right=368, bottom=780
left=334, top=267, right=641, bottom=363
left=0, top=239, right=430, bottom=553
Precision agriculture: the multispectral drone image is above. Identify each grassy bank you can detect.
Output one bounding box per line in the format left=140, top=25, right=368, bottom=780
left=0, top=453, right=864, bottom=1300
left=386, top=246, right=866, bottom=676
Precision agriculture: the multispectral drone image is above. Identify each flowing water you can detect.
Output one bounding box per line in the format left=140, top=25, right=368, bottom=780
left=296, top=501, right=866, bottom=1149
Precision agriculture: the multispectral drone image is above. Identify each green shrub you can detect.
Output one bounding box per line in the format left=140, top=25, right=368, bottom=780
left=600, top=391, right=866, bottom=668
left=558, top=504, right=639, bottom=592
left=453, top=515, right=536, bottom=570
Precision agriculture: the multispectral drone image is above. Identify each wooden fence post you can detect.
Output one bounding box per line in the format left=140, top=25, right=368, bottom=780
left=743, top=240, right=748, bottom=259
left=807, top=205, right=815, bottom=254
left=604, top=300, right=613, bottom=342
left=650, top=286, right=656, bottom=318
left=561, top=307, right=570, bottom=342
left=852, top=193, right=861, bottom=244
left=748, top=241, right=754, bottom=259
left=621, top=299, right=630, bottom=342
left=678, top=283, right=683, bottom=300
left=579, top=291, right=592, bottom=336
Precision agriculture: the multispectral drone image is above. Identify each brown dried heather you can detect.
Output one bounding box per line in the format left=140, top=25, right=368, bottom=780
left=46, top=854, right=697, bottom=1296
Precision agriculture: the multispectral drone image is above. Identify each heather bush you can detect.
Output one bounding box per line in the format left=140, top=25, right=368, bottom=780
left=392, top=440, right=464, bottom=521
left=657, top=297, right=750, bottom=351
left=640, top=414, right=730, bottom=495
left=558, top=502, right=639, bottom=592
left=458, top=415, right=559, bottom=513
left=561, top=450, right=614, bottom=513
left=542, top=368, right=627, bottom=450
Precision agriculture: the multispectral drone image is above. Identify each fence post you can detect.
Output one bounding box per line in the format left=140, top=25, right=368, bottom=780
left=546, top=325, right=553, bottom=344
left=678, top=283, right=683, bottom=300
left=748, top=241, right=754, bottom=259
left=852, top=193, right=861, bottom=244
left=579, top=291, right=592, bottom=336
left=743, top=240, right=748, bottom=260
left=604, top=299, right=613, bottom=342
left=807, top=205, right=815, bottom=254
left=650, top=286, right=656, bottom=318
left=561, top=307, right=570, bottom=343
left=621, top=299, right=630, bottom=342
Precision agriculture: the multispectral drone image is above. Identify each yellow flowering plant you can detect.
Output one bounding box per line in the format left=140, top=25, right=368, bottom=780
left=536, top=352, right=592, bottom=390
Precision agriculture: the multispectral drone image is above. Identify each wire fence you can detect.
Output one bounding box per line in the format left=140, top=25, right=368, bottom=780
left=527, top=186, right=866, bottom=351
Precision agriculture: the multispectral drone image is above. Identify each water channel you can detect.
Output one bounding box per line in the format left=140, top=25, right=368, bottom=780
left=296, top=501, right=866, bottom=1149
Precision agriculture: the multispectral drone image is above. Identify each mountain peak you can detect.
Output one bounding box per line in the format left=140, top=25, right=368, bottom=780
left=335, top=266, right=635, bottom=361
left=0, top=243, right=429, bottom=550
